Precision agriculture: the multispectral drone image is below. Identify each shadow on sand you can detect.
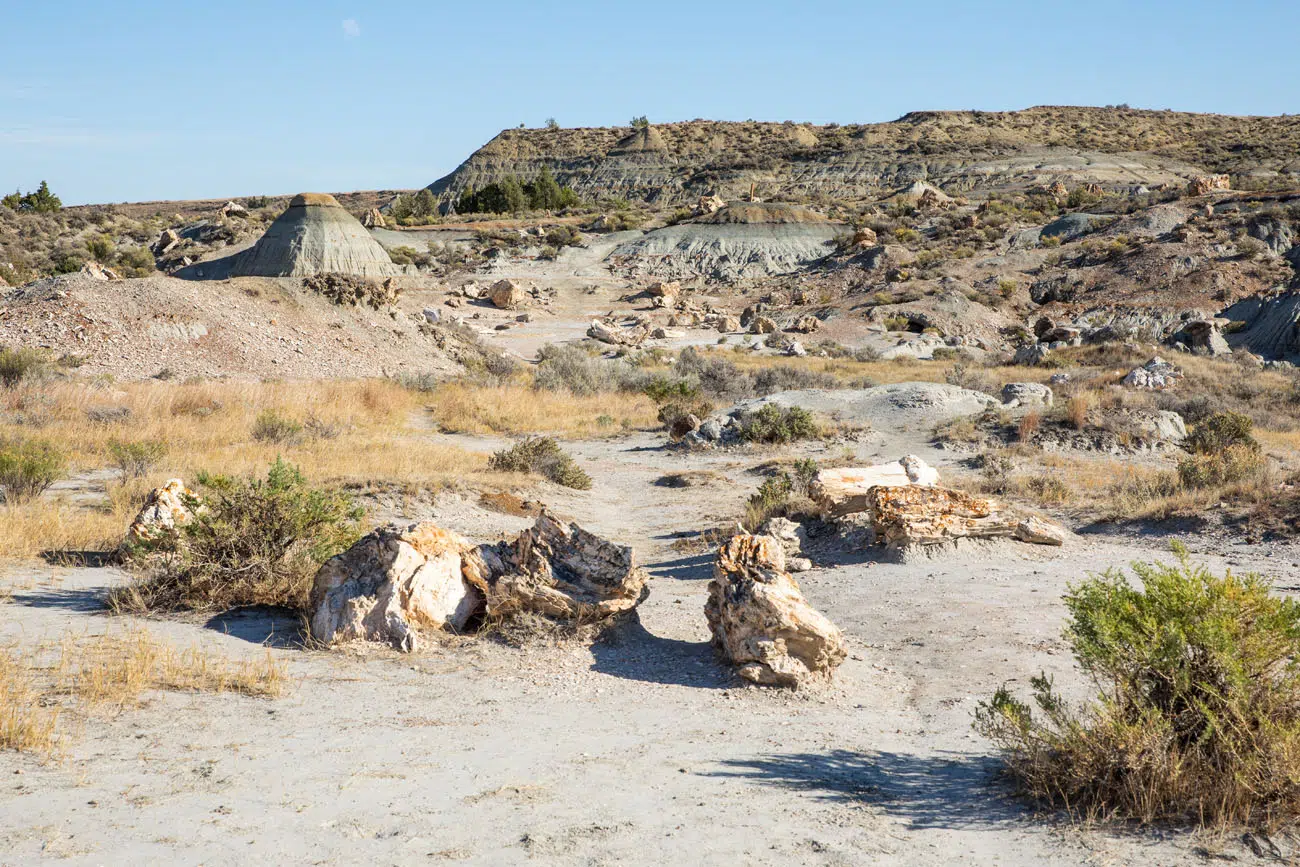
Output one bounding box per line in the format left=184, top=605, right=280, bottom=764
left=708, top=748, right=1024, bottom=831
left=589, top=615, right=731, bottom=689
left=11, top=586, right=108, bottom=613
left=204, top=606, right=307, bottom=649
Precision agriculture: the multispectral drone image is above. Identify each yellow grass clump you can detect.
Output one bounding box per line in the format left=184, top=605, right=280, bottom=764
left=425, top=381, right=657, bottom=435
left=0, top=649, right=61, bottom=755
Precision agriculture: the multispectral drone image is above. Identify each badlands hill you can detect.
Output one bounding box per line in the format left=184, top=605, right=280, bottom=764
left=428, top=106, right=1300, bottom=206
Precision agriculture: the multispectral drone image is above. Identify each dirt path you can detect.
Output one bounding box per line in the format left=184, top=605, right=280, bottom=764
left=2, top=431, right=1295, bottom=865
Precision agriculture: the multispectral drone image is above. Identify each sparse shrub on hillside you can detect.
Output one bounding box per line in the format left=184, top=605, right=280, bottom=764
left=0, top=439, right=66, bottom=504
left=114, top=246, right=155, bottom=278
left=1177, top=444, right=1264, bottom=489
left=84, top=234, right=113, bottom=260
left=489, top=437, right=592, bottom=490
left=1185, top=410, right=1258, bottom=456
left=252, top=410, right=304, bottom=446
left=976, top=546, right=1300, bottom=827
left=0, top=346, right=52, bottom=387
left=113, top=458, right=362, bottom=613
left=736, top=404, right=819, bottom=444
left=107, top=439, right=167, bottom=482
left=534, top=344, right=650, bottom=396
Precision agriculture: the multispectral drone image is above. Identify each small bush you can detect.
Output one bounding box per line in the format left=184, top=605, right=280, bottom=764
left=1065, top=393, right=1091, bottom=430
left=534, top=344, right=648, bottom=396
left=1177, top=443, right=1264, bottom=489
left=0, top=347, right=50, bottom=387
left=251, top=410, right=304, bottom=445
left=976, top=546, right=1300, bottom=827
left=489, top=437, right=592, bottom=490
left=0, top=439, right=66, bottom=504
left=1185, top=411, right=1258, bottom=456
left=113, top=458, right=362, bottom=612
left=737, top=404, right=819, bottom=444
left=107, top=439, right=167, bottom=482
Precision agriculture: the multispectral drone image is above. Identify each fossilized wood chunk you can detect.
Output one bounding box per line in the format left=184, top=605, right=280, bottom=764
left=811, top=456, right=939, bottom=516
left=309, top=523, right=483, bottom=652
left=705, top=534, right=846, bottom=687
left=464, top=511, right=648, bottom=623
left=126, top=478, right=199, bottom=546
left=867, top=485, right=1065, bottom=550
left=489, top=279, right=526, bottom=309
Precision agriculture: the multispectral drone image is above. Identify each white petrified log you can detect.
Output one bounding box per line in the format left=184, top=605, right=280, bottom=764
left=705, top=534, right=846, bottom=687
left=125, top=478, right=200, bottom=546
left=811, top=455, right=939, bottom=516
left=309, top=523, right=483, bottom=652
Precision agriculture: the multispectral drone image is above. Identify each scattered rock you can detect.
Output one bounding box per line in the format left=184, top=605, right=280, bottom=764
left=1187, top=174, right=1231, bottom=196
left=715, top=315, right=741, bottom=333
left=219, top=201, right=249, bottom=219
left=309, top=523, right=482, bottom=652
left=153, top=228, right=180, bottom=256
left=647, top=280, right=680, bottom=299
left=1171, top=320, right=1230, bottom=357
left=694, top=194, right=726, bottom=216
left=790, top=315, right=820, bottom=334
left=705, top=534, right=846, bottom=687
left=361, top=208, right=386, bottom=229
left=749, top=315, right=778, bottom=335
left=80, top=261, right=122, bottom=282
left=1013, top=344, right=1051, bottom=366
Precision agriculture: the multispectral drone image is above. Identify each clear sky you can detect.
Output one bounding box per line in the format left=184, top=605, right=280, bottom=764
left=3, top=0, right=1298, bottom=205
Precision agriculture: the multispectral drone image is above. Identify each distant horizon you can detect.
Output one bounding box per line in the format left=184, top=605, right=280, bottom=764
left=4, top=0, right=1298, bottom=205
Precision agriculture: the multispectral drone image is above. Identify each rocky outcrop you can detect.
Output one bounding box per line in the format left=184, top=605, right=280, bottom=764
left=811, top=456, right=939, bottom=517
left=465, top=511, right=649, bottom=622
left=1123, top=357, right=1183, bottom=389
left=705, top=534, right=846, bottom=687
left=1171, top=319, right=1230, bottom=356
left=125, top=478, right=199, bottom=546
left=309, top=523, right=482, bottom=652
left=361, top=208, right=386, bottom=229
left=1187, top=174, right=1231, bottom=196
left=153, top=228, right=180, bottom=256
left=80, top=261, right=122, bottom=281
left=866, top=486, right=1065, bottom=552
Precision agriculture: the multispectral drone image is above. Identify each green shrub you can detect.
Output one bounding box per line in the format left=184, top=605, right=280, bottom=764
left=534, top=344, right=649, bottom=395
left=251, top=410, right=304, bottom=445
left=85, top=234, right=114, bottom=260
left=0, top=440, right=66, bottom=504
left=975, top=546, right=1300, bottom=827
left=1185, top=411, right=1258, bottom=456
left=107, top=439, right=167, bottom=482
left=489, top=437, right=592, bottom=490
left=113, top=458, right=362, bottom=612
left=737, top=404, right=819, bottom=444
left=657, top=399, right=714, bottom=438
left=1177, top=443, right=1264, bottom=489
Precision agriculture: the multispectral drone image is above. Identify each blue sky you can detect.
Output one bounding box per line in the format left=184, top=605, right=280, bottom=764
left=3, top=0, right=1298, bottom=204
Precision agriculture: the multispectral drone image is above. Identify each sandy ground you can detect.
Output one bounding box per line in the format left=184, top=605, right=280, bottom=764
left=3, top=422, right=1297, bottom=866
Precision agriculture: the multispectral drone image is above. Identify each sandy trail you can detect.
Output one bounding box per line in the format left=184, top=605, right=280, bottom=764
left=1, top=431, right=1295, bottom=866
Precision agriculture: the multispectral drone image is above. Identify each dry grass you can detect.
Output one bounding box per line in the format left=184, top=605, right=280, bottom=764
left=424, top=381, right=657, bottom=435
left=0, top=626, right=286, bottom=756
left=55, top=628, right=286, bottom=708
left=0, top=649, right=60, bottom=754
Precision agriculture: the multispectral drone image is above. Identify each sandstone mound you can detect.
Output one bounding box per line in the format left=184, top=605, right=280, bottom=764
left=705, top=533, right=846, bottom=687
left=231, top=193, right=404, bottom=278
left=730, top=382, right=998, bottom=428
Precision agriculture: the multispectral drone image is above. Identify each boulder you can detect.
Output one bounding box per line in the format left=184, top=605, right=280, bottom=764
left=647, top=280, right=680, bottom=298
left=705, top=534, right=845, bottom=686
left=759, top=516, right=807, bottom=558
left=361, top=208, right=386, bottom=229
left=125, top=478, right=199, bottom=546
left=80, top=261, right=122, bottom=282
left=850, top=227, right=878, bottom=248
left=784, top=340, right=807, bottom=357
left=811, top=456, right=939, bottom=517
left=489, top=279, right=526, bottom=309
left=1000, top=382, right=1054, bottom=409
left=694, top=194, right=726, bottom=216
left=587, top=318, right=646, bottom=346
left=1123, top=356, right=1183, bottom=389
left=219, top=201, right=249, bottom=219
left=153, top=228, right=180, bottom=256
left=309, top=523, right=482, bottom=652
left=1126, top=409, right=1188, bottom=443
left=464, top=511, right=649, bottom=622
left=749, top=315, right=778, bottom=335
left=867, top=485, right=1065, bottom=551
left=715, top=315, right=741, bottom=333
left=790, top=315, right=821, bottom=334
left=1013, top=344, right=1051, bottom=366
